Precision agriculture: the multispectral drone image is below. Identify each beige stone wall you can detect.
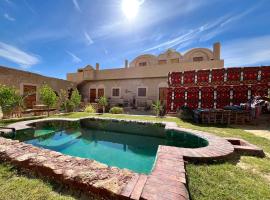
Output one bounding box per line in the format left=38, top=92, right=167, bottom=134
left=67, top=43, right=224, bottom=105
left=67, top=43, right=224, bottom=83
left=80, top=77, right=168, bottom=106
left=68, top=59, right=224, bottom=83
left=0, top=66, right=75, bottom=104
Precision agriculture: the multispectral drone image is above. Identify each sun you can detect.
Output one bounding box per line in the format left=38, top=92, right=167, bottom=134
left=121, top=0, right=141, bottom=20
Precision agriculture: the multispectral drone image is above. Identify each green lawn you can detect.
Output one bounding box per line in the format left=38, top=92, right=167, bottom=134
left=1, top=112, right=270, bottom=200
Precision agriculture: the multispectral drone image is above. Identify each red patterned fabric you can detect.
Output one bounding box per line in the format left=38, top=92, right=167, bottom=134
left=167, top=88, right=174, bottom=112
left=201, top=87, right=214, bottom=108
left=226, top=68, right=241, bottom=84
left=187, top=87, right=199, bottom=109
left=251, top=84, right=268, bottom=97
left=243, top=67, right=258, bottom=84
left=167, top=66, right=270, bottom=113
left=216, top=86, right=231, bottom=108
left=197, top=70, right=210, bottom=86
left=260, top=67, right=270, bottom=83
left=232, top=85, right=248, bottom=105
left=183, top=70, right=195, bottom=85
left=170, top=72, right=182, bottom=87
left=173, top=87, right=186, bottom=111
left=211, top=69, right=225, bottom=85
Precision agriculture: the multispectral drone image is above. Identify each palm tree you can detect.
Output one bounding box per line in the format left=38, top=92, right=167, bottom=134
left=152, top=100, right=162, bottom=117
left=98, top=96, right=108, bottom=114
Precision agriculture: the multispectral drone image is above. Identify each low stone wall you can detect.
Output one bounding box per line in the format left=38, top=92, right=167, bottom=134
left=0, top=137, right=135, bottom=199
left=3, top=117, right=264, bottom=200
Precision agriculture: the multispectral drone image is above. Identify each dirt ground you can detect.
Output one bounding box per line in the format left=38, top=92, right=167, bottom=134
left=233, top=114, right=270, bottom=140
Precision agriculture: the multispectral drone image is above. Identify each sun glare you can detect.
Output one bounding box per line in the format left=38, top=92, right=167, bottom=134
left=121, top=0, right=141, bottom=20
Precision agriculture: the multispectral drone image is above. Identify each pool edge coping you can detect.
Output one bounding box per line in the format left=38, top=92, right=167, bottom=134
left=5, top=116, right=237, bottom=200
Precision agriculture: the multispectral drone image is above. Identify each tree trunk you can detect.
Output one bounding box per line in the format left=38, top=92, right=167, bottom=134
left=103, top=106, right=105, bottom=114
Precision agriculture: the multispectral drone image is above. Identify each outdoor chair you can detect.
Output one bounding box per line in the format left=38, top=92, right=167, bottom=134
left=222, top=110, right=231, bottom=124
left=201, top=110, right=210, bottom=124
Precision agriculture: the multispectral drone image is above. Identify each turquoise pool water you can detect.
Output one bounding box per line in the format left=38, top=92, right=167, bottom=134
left=15, top=120, right=208, bottom=174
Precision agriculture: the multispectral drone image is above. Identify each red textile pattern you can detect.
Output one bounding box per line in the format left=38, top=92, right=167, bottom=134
left=183, top=70, right=195, bottom=85
left=187, top=87, right=199, bottom=109
left=243, top=67, right=258, bottom=84
left=260, top=67, right=270, bottom=83
left=174, top=87, right=186, bottom=110
left=251, top=84, right=268, bottom=97
left=197, top=70, right=210, bottom=86
left=226, top=68, right=241, bottom=85
left=201, top=87, right=214, bottom=108
left=170, top=72, right=182, bottom=87
left=167, top=88, right=174, bottom=112
left=232, top=85, right=248, bottom=105
left=211, top=68, right=225, bottom=85
left=216, top=86, right=231, bottom=108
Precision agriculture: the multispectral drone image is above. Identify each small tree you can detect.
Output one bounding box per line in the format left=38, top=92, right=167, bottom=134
left=70, top=89, right=81, bottom=112
left=98, top=96, right=108, bottom=113
left=58, top=89, right=69, bottom=112
left=152, top=100, right=162, bottom=117
left=0, top=85, right=21, bottom=118
left=38, top=84, right=58, bottom=116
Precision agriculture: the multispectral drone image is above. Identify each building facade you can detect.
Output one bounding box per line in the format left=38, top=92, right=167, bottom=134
left=0, top=66, right=75, bottom=108
left=67, top=43, right=224, bottom=107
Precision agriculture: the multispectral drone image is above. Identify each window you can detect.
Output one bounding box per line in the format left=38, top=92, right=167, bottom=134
left=170, top=58, right=179, bottom=63
left=138, top=88, right=147, bottom=97
left=158, top=60, right=167, bottom=65
left=193, top=57, right=204, bottom=62
left=112, top=88, right=120, bottom=97
left=139, top=62, right=147, bottom=66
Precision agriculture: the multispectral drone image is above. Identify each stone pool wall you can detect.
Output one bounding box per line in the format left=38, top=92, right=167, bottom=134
left=1, top=117, right=264, bottom=200
left=0, top=137, right=136, bottom=199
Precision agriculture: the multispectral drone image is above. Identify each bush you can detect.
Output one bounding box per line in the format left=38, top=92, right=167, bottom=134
left=84, top=105, right=96, bottom=113
left=38, top=84, right=58, bottom=116
left=98, top=96, right=108, bottom=113
left=0, top=85, right=22, bottom=118
left=109, top=106, right=124, bottom=114
left=70, top=89, right=81, bottom=111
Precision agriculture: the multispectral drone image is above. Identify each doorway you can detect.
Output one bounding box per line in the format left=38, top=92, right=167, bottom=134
left=23, top=85, right=37, bottom=108
left=90, top=89, right=96, bottom=103
left=159, top=87, right=168, bottom=105
left=97, top=88, right=104, bottom=98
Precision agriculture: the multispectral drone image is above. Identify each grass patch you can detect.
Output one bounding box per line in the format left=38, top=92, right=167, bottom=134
left=1, top=112, right=270, bottom=199
left=0, top=163, right=74, bottom=200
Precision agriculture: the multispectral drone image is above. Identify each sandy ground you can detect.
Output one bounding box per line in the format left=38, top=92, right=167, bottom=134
left=233, top=114, right=270, bottom=140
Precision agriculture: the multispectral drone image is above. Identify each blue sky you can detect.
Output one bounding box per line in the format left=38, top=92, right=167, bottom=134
left=0, top=0, right=270, bottom=79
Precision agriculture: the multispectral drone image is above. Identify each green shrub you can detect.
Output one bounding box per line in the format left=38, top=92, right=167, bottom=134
left=98, top=96, right=108, bottom=113
left=38, top=84, right=58, bottom=116
left=109, top=106, right=124, bottom=114
left=84, top=105, right=96, bottom=113
left=70, top=89, right=81, bottom=111
left=0, top=85, right=22, bottom=118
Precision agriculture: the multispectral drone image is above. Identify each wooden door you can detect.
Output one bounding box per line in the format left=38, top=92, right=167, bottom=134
left=90, top=89, right=96, bottom=103
left=97, top=88, right=104, bottom=98
left=23, top=85, right=37, bottom=108
left=159, top=87, right=168, bottom=104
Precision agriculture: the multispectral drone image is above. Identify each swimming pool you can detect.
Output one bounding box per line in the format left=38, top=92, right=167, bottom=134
left=13, top=119, right=208, bottom=174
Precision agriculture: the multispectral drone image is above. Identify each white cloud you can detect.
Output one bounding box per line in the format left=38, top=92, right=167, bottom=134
left=84, top=31, right=94, bottom=45
left=3, top=13, right=15, bottom=21
left=72, top=0, right=81, bottom=12
left=223, top=35, right=270, bottom=67
left=143, top=10, right=255, bottom=53
left=0, top=41, right=40, bottom=68
left=66, top=51, right=81, bottom=63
